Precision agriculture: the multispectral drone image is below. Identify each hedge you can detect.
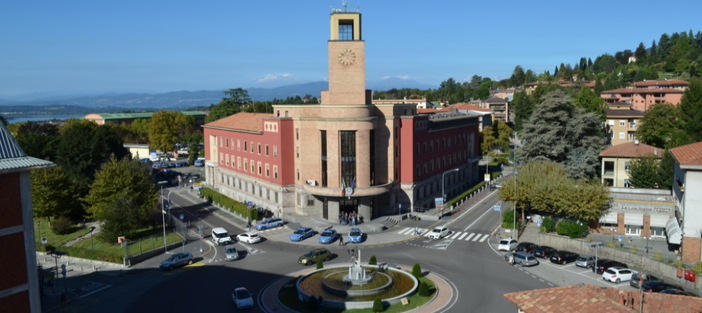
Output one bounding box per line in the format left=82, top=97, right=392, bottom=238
left=445, top=181, right=487, bottom=208
left=200, top=188, right=258, bottom=220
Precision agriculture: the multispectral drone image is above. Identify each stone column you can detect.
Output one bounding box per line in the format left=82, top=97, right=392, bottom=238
left=328, top=199, right=340, bottom=223
left=616, top=213, right=626, bottom=235
left=358, top=197, right=372, bottom=222
left=641, top=215, right=652, bottom=237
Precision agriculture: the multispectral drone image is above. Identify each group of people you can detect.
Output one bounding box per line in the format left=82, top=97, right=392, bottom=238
left=338, top=211, right=361, bottom=226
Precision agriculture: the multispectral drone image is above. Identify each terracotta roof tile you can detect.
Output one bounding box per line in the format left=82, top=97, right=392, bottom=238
left=447, top=102, right=494, bottom=112
left=601, top=87, right=684, bottom=94
left=417, top=108, right=450, bottom=114
left=606, top=108, right=644, bottom=118
left=634, top=79, right=689, bottom=87
left=671, top=141, right=702, bottom=166
left=599, top=141, right=662, bottom=157
left=203, top=112, right=274, bottom=132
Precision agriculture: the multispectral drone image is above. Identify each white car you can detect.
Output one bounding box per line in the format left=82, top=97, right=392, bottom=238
left=602, top=267, right=636, bottom=284
left=237, top=232, right=261, bottom=244
left=212, top=227, right=232, bottom=245
left=231, top=287, right=254, bottom=309
left=428, top=226, right=449, bottom=240
left=498, top=238, right=519, bottom=251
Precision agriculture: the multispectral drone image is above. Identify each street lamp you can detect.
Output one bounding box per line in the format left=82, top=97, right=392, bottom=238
left=88, top=227, right=95, bottom=252
left=587, top=242, right=604, bottom=287
left=441, top=168, right=460, bottom=219
left=513, top=162, right=518, bottom=238
left=49, top=250, right=67, bottom=295
left=158, top=181, right=169, bottom=253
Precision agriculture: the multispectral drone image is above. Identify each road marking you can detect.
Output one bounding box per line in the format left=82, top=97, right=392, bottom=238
left=79, top=285, right=112, bottom=299
left=449, top=232, right=461, bottom=239
left=464, top=233, right=476, bottom=241
left=464, top=204, right=499, bottom=232
left=479, top=234, right=489, bottom=242
left=398, top=228, right=412, bottom=234
left=472, top=234, right=482, bottom=242
left=444, top=187, right=499, bottom=227
left=432, top=239, right=453, bottom=250
left=457, top=233, right=468, bottom=240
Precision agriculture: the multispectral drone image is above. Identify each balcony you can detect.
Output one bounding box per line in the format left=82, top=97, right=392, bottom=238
left=303, top=179, right=394, bottom=197
left=490, top=106, right=505, bottom=110
left=629, top=123, right=636, bottom=129
left=603, top=170, right=615, bottom=176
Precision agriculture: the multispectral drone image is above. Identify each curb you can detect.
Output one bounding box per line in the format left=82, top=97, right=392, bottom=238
left=36, top=251, right=127, bottom=269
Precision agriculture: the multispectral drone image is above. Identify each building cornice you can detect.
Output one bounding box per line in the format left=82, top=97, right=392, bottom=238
left=202, top=125, right=263, bottom=135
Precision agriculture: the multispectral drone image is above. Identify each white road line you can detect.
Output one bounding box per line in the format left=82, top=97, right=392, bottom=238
left=445, top=188, right=500, bottom=227
left=464, top=233, right=476, bottom=241
left=472, top=234, right=482, bottom=241
left=449, top=232, right=461, bottom=239
left=457, top=233, right=468, bottom=240
left=479, top=234, right=489, bottom=242
left=464, top=204, right=499, bottom=231
left=79, top=284, right=112, bottom=299
left=399, top=228, right=412, bottom=234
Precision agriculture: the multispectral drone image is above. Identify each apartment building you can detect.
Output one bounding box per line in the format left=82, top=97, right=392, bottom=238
left=605, top=102, right=645, bottom=146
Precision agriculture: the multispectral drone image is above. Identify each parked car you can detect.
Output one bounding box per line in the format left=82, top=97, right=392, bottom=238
left=591, top=259, right=612, bottom=274
left=194, top=159, right=204, bottom=167
left=428, top=226, right=449, bottom=240
left=642, top=281, right=684, bottom=293
left=515, top=242, right=538, bottom=254
left=255, top=218, right=284, bottom=230
left=289, top=227, right=315, bottom=242
left=513, top=252, right=540, bottom=267
left=498, top=238, right=519, bottom=251
left=602, top=267, right=636, bottom=284
left=593, top=260, right=628, bottom=275
left=659, top=289, right=699, bottom=297
left=225, top=245, right=239, bottom=261
left=212, top=227, right=233, bottom=246
left=318, top=229, right=338, bottom=244
left=503, top=252, right=516, bottom=262
left=348, top=228, right=363, bottom=243
left=549, top=251, right=579, bottom=265
left=159, top=252, right=194, bottom=270
left=533, top=246, right=557, bottom=259
left=231, top=287, right=254, bottom=309
left=575, top=255, right=596, bottom=269
left=298, top=248, right=331, bottom=265
left=630, top=273, right=661, bottom=289
left=237, top=232, right=261, bottom=244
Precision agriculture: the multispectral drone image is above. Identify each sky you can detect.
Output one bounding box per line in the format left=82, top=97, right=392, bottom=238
left=2, top=0, right=701, bottom=99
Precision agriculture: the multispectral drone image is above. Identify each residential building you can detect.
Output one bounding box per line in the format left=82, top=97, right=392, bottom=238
left=416, top=108, right=450, bottom=114
left=483, top=97, right=510, bottom=123
left=446, top=102, right=493, bottom=131
left=671, top=141, right=702, bottom=264
left=84, top=111, right=207, bottom=127
left=490, top=87, right=523, bottom=101
left=372, top=98, right=429, bottom=109
left=0, top=123, right=55, bottom=313
left=605, top=102, right=645, bottom=146
left=595, top=187, right=677, bottom=242
left=599, top=141, right=662, bottom=188
left=203, top=10, right=481, bottom=220
left=600, top=85, right=685, bottom=111
left=504, top=284, right=702, bottom=313
left=633, top=79, right=689, bottom=90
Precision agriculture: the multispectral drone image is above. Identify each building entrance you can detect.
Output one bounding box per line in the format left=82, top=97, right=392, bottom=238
left=340, top=199, right=358, bottom=214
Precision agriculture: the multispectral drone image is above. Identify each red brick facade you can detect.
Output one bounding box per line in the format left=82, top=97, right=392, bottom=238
left=683, top=237, right=701, bottom=265
left=0, top=233, right=29, bottom=291
left=0, top=172, right=23, bottom=229
left=0, top=291, right=31, bottom=313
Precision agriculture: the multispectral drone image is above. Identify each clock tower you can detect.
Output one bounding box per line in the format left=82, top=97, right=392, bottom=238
left=325, top=11, right=367, bottom=105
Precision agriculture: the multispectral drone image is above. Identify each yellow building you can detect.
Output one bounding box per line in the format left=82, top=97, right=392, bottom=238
left=600, top=141, right=662, bottom=187
left=605, top=102, right=645, bottom=146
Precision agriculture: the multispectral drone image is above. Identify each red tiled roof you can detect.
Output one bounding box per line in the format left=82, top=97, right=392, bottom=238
left=634, top=79, right=689, bottom=87
left=372, top=98, right=426, bottom=102
left=599, top=141, right=662, bottom=158
left=601, top=87, right=684, bottom=94
left=448, top=102, right=494, bottom=112
left=203, top=112, right=274, bottom=132
left=417, top=108, right=450, bottom=114
left=671, top=141, right=702, bottom=166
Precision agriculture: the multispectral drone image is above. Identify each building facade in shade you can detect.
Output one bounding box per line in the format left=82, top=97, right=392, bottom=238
left=203, top=9, right=481, bottom=221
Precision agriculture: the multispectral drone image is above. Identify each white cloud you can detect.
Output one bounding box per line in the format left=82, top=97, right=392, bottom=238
left=252, top=73, right=301, bottom=83
left=396, top=75, right=423, bottom=80
left=380, top=76, right=391, bottom=80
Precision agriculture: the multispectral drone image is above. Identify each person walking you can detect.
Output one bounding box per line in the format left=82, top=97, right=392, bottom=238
left=247, top=220, right=251, bottom=231
left=338, top=234, right=344, bottom=246
left=60, top=292, right=66, bottom=309
left=414, top=227, right=419, bottom=236
left=508, top=254, right=515, bottom=266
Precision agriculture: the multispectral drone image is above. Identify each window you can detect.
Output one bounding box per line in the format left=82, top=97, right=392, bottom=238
left=244, top=141, right=248, bottom=152
left=265, top=164, right=270, bottom=177
left=416, top=144, right=420, bottom=155
left=297, top=169, right=300, bottom=181
left=625, top=162, right=631, bottom=171
left=244, top=159, right=248, bottom=171
left=624, top=179, right=631, bottom=188
left=231, top=155, right=235, bottom=167
left=225, top=154, right=229, bottom=166
left=258, top=143, right=261, bottom=154
left=265, top=145, right=269, bottom=156
left=424, top=142, right=427, bottom=153
left=394, top=145, right=398, bottom=158
left=274, top=166, right=278, bottom=180
left=257, top=162, right=261, bottom=175
left=219, top=137, right=222, bottom=147
left=220, top=153, right=223, bottom=164
left=226, top=138, right=229, bottom=148
left=274, top=145, right=277, bottom=158
left=423, top=163, right=427, bottom=175
left=251, top=161, right=255, bottom=174
left=250, top=141, right=254, bottom=154
left=430, top=141, right=433, bottom=152
left=296, top=128, right=299, bottom=140
left=277, top=110, right=280, bottom=117
left=321, top=130, right=328, bottom=187
left=619, top=120, right=626, bottom=126
left=619, top=132, right=625, bottom=139
left=285, top=111, right=289, bottom=117
left=297, top=146, right=300, bottom=158
left=416, top=165, right=420, bottom=177
left=442, top=138, right=445, bottom=149
left=394, top=127, right=398, bottom=139
left=430, top=160, right=434, bottom=172
left=307, top=195, right=315, bottom=206
left=340, top=131, right=356, bottom=187
left=394, top=167, right=398, bottom=180
left=608, top=119, right=614, bottom=126
left=237, top=139, right=241, bottom=150
left=237, top=157, right=241, bottom=169
left=448, top=137, right=451, bottom=148
left=338, top=23, right=353, bottom=41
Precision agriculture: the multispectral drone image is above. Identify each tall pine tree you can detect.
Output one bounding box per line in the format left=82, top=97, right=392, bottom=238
left=679, top=78, right=702, bottom=141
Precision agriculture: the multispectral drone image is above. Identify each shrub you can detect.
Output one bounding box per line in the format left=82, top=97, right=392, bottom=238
left=502, top=209, right=516, bottom=229
left=445, top=182, right=486, bottom=208
left=316, top=260, right=323, bottom=269
left=200, top=188, right=258, bottom=220
left=555, top=220, right=588, bottom=238
left=653, top=251, right=663, bottom=261
left=418, top=281, right=429, bottom=297
left=693, top=261, right=702, bottom=274
left=412, top=263, right=422, bottom=279
left=607, top=241, right=617, bottom=248
left=307, top=296, right=318, bottom=311
left=372, top=297, right=384, bottom=312
left=674, top=260, right=683, bottom=268
left=630, top=245, right=637, bottom=253
left=44, top=244, right=55, bottom=252
left=51, top=217, right=73, bottom=235
left=541, top=217, right=556, bottom=233
left=369, top=255, right=377, bottom=265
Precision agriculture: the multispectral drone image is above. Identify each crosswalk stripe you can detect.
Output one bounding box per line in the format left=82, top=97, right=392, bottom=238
left=398, top=228, right=411, bottom=234
left=464, top=233, right=476, bottom=241
left=479, top=234, right=489, bottom=242
left=422, top=229, right=432, bottom=236
left=471, top=234, right=481, bottom=241
left=449, top=232, right=461, bottom=239
left=457, top=233, right=468, bottom=240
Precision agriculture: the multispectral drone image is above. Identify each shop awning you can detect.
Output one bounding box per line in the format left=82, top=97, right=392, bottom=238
left=666, top=218, right=682, bottom=245
left=624, top=213, right=643, bottom=226
left=650, top=215, right=670, bottom=228
left=599, top=212, right=618, bottom=224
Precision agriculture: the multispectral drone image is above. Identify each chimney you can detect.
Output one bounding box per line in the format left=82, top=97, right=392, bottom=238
left=635, top=140, right=639, bottom=146
left=654, top=148, right=657, bottom=156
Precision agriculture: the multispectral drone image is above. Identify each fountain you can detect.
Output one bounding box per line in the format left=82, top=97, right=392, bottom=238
left=295, top=249, right=418, bottom=309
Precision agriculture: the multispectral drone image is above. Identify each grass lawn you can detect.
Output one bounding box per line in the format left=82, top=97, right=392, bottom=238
left=33, top=217, right=89, bottom=250
left=278, top=273, right=437, bottom=313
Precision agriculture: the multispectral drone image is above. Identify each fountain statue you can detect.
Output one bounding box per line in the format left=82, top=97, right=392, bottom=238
left=344, top=249, right=374, bottom=285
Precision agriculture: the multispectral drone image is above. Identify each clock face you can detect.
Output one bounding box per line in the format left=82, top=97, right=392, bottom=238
left=337, top=48, right=356, bottom=65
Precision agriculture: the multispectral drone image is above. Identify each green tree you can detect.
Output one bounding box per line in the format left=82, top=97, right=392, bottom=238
left=573, top=86, right=606, bottom=120
left=635, top=103, right=683, bottom=148
left=148, top=110, right=179, bottom=153
left=531, top=82, right=547, bottom=104
left=188, top=144, right=200, bottom=165
left=480, top=125, right=500, bottom=155
left=635, top=42, right=648, bottom=62
left=15, top=122, right=60, bottom=160
left=628, top=154, right=660, bottom=188
left=418, top=282, right=430, bottom=297
left=656, top=150, right=675, bottom=189
left=372, top=297, right=384, bottom=312
left=85, top=157, right=159, bottom=239
left=316, top=260, right=323, bottom=269
left=131, top=119, right=149, bottom=144
left=594, top=78, right=604, bottom=95
left=412, top=263, right=422, bottom=279
left=31, top=166, right=81, bottom=225
left=679, top=78, right=702, bottom=141
left=206, top=88, right=251, bottom=122
left=509, top=65, right=526, bottom=87
left=369, top=255, right=377, bottom=265
left=512, top=91, right=534, bottom=131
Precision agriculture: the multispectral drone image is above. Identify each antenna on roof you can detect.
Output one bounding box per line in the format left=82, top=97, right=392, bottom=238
left=342, top=0, right=348, bottom=12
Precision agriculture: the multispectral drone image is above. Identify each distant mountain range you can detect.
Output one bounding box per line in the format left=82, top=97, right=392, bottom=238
left=0, top=79, right=437, bottom=114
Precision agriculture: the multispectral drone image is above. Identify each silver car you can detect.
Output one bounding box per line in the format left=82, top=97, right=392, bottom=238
left=159, top=252, right=194, bottom=270
left=225, top=245, right=239, bottom=261
left=575, top=255, right=596, bottom=268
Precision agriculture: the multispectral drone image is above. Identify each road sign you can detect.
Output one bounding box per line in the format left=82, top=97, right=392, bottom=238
left=494, top=205, right=500, bottom=211
left=179, top=214, right=184, bottom=220
left=247, top=201, right=252, bottom=209
left=61, top=264, right=66, bottom=278
left=618, top=235, right=622, bottom=241
left=484, top=174, right=490, bottom=182
left=434, top=198, right=443, bottom=210
left=537, top=220, right=541, bottom=226
left=41, top=237, right=47, bottom=245
left=399, top=204, right=402, bottom=209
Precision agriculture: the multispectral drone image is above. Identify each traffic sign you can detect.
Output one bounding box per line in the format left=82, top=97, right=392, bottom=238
left=618, top=235, right=622, bottom=241
left=41, top=237, right=47, bottom=245
left=484, top=174, right=490, bottom=182
left=247, top=201, right=252, bottom=209
left=494, top=205, right=500, bottom=211
left=61, top=264, right=66, bottom=278
left=537, top=220, right=541, bottom=226
left=179, top=214, right=184, bottom=220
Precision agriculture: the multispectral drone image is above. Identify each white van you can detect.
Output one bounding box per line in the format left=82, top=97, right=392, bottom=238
left=212, top=227, right=232, bottom=245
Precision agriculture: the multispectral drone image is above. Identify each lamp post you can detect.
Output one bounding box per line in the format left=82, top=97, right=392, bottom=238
left=88, top=227, right=95, bottom=252
left=49, top=251, right=66, bottom=295
left=587, top=242, right=604, bottom=287
left=513, top=161, right=518, bottom=238
left=158, top=181, right=169, bottom=252
left=644, top=236, right=650, bottom=256
left=441, top=168, right=459, bottom=219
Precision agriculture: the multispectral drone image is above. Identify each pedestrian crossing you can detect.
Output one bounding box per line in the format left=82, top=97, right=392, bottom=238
left=396, top=228, right=489, bottom=242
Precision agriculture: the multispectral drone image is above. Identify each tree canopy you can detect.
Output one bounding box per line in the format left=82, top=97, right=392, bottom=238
left=31, top=166, right=82, bottom=223
left=628, top=154, right=660, bottom=188
left=679, top=78, right=702, bottom=141
left=15, top=122, right=60, bottom=160
left=206, top=88, right=251, bottom=122
left=634, top=103, right=684, bottom=148
left=148, top=110, right=192, bottom=152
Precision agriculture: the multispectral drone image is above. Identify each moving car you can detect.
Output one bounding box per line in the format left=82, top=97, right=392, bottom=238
left=642, top=281, right=684, bottom=293
left=533, top=246, right=557, bottom=259
left=255, top=218, right=284, bottom=230
left=498, top=238, right=519, bottom=251
left=231, top=287, right=254, bottom=309
left=630, top=273, right=660, bottom=289
left=602, top=267, right=635, bottom=284
left=515, top=242, right=538, bottom=254
left=348, top=228, right=363, bottom=243
left=593, top=260, right=628, bottom=275
left=549, top=251, right=579, bottom=265
left=289, top=227, right=315, bottom=242
left=159, top=252, right=194, bottom=270
left=318, top=229, right=338, bottom=244
left=428, top=226, right=449, bottom=240
left=237, top=232, right=261, bottom=244
left=298, top=248, right=331, bottom=265
left=212, top=227, right=233, bottom=246
left=513, top=252, right=540, bottom=267
left=225, top=245, right=239, bottom=261
left=575, top=255, right=596, bottom=268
